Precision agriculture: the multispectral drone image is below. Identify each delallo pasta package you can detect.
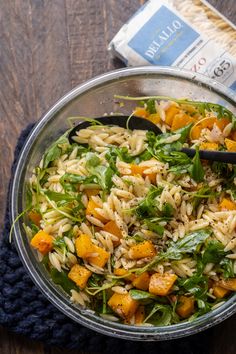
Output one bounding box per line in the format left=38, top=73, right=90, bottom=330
left=108, top=0, right=236, bottom=92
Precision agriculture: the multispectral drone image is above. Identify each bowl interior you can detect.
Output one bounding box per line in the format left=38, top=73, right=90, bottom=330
left=11, top=66, right=236, bottom=340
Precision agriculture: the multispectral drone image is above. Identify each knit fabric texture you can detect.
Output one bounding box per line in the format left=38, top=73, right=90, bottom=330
left=0, top=124, right=212, bottom=353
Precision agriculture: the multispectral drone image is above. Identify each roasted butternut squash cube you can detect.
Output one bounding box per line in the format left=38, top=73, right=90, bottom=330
left=28, top=211, right=41, bottom=227
left=129, top=164, right=146, bottom=176
left=132, top=272, right=150, bottom=291
left=133, top=107, right=149, bottom=119
left=75, top=234, right=95, bottom=258
left=219, top=198, right=236, bottom=211
left=84, top=189, right=100, bottom=198
left=108, top=292, right=138, bottom=320
left=149, top=272, right=177, bottom=296
left=176, top=296, right=195, bottom=318
left=147, top=113, right=161, bottom=124
left=213, top=284, right=230, bottom=299
left=30, top=230, right=53, bottom=255
left=86, top=199, right=107, bottom=223
left=103, top=220, right=123, bottom=246
left=113, top=268, right=136, bottom=281
left=143, top=172, right=156, bottom=184
left=171, top=113, right=195, bottom=131
left=199, top=142, right=219, bottom=151
left=87, top=245, right=109, bottom=268
left=225, top=138, right=236, bottom=152
left=165, top=105, right=180, bottom=126
left=135, top=305, right=145, bottom=325
left=68, top=264, right=91, bottom=289
left=217, top=278, right=236, bottom=291
left=129, top=241, right=156, bottom=259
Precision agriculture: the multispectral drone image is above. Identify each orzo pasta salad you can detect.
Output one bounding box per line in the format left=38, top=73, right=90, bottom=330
left=25, top=96, right=236, bottom=326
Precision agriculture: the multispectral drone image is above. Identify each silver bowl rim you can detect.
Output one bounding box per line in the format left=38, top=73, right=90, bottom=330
left=11, top=66, right=236, bottom=341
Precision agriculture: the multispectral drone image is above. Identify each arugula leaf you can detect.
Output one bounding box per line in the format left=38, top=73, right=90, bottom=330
left=129, top=289, right=156, bottom=300
left=192, top=185, right=217, bottom=210
left=165, top=229, right=211, bottom=260
left=25, top=183, right=33, bottom=209
left=144, top=304, right=172, bottom=326
left=86, top=153, right=114, bottom=190
left=43, top=134, right=68, bottom=168
left=189, top=148, right=204, bottom=182
left=134, top=186, right=163, bottom=218
left=178, top=274, right=208, bottom=299
left=202, top=240, right=225, bottom=265
left=60, top=173, right=96, bottom=192
left=50, top=268, right=77, bottom=293
left=219, top=258, right=234, bottom=278
left=174, top=123, right=193, bottom=143
left=145, top=99, right=156, bottom=114
left=144, top=220, right=164, bottom=236
left=44, top=190, right=78, bottom=202
left=161, top=203, right=175, bottom=217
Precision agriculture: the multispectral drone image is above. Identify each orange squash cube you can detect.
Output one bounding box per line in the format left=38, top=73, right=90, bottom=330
left=28, top=211, right=41, bottom=227
left=176, top=296, right=195, bottom=318
left=68, top=264, right=92, bottom=289
left=133, top=107, right=149, bottom=119
left=212, top=284, right=230, bottom=299
left=87, top=245, right=109, bottom=268
left=84, top=189, right=100, bottom=198
left=147, top=113, right=161, bottom=124
left=108, top=292, right=138, bottom=321
left=225, top=138, right=236, bottom=152
left=165, top=105, right=180, bottom=126
left=219, top=198, right=236, bottom=211
left=217, top=278, right=236, bottom=291
left=149, top=272, right=177, bottom=296
left=171, top=113, right=195, bottom=131
left=129, top=241, right=156, bottom=259
left=103, top=220, right=123, bottom=246
left=199, top=142, right=219, bottom=151
left=75, top=234, right=95, bottom=258
left=30, top=230, right=53, bottom=255
left=132, top=272, right=150, bottom=291
left=86, top=199, right=108, bottom=223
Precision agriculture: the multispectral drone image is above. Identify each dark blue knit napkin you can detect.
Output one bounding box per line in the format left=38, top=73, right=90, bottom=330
left=0, top=124, right=212, bottom=353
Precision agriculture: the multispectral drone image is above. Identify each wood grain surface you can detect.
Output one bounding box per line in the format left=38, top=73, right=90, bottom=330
left=0, top=0, right=235, bottom=353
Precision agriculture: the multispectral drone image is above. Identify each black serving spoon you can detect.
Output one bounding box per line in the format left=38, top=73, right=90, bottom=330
left=68, top=115, right=236, bottom=164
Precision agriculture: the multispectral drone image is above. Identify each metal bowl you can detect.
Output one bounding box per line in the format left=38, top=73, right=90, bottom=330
left=11, top=66, right=236, bottom=340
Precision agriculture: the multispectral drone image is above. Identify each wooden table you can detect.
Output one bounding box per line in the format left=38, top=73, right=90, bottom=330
left=0, top=1, right=235, bottom=353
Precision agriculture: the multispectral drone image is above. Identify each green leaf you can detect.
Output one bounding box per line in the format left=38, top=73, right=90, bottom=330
left=129, top=289, right=156, bottom=300
left=134, top=186, right=163, bottom=218
left=25, top=183, right=33, bottom=209
left=60, top=173, right=96, bottom=192
left=165, top=229, right=211, bottom=260
left=144, top=304, right=172, bottom=326
left=144, top=220, right=164, bottom=236
left=145, top=99, right=156, bottom=114
left=43, top=134, right=68, bottom=168
left=174, top=123, right=193, bottom=143
left=86, top=153, right=115, bottom=191
left=219, top=258, right=235, bottom=278
left=178, top=274, right=208, bottom=299
left=44, top=190, right=77, bottom=202
left=161, top=203, right=175, bottom=217
left=189, top=148, right=204, bottom=182
left=50, top=268, right=77, bottom=294
left=202, top=240, right=225, bottom=265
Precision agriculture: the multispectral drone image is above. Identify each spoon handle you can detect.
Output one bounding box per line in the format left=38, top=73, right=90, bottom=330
left=182, top=148, right=236, bottom=164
